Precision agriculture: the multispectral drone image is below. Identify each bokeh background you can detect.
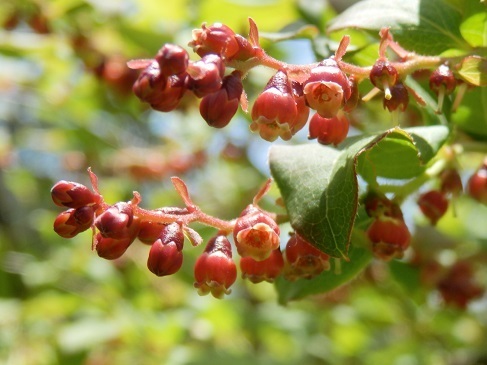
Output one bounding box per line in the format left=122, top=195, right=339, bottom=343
left=1, top=0, right=486, bottom=364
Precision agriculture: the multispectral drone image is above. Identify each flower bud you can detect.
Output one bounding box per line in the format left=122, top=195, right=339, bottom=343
left=250, top=70, right=299, bottom=141
left=303, top=59, right=351, bottom=118
left=467, top=160, right=487, bottom=204
left=150, top=74, right=187, bottom=112
left=132, top=61, right=167, bottom=104
left=155, top=44, right=189, bottom=77
left=187, top=54, right=224, bottom=98
left=189, top=23, right=240, bottom=59
left=233, top=204, right=280, bottom=261
left=232, top=34, right=258, bottom=61
left=194, top=235, right=237, bottom=298
left=53, top=206, right=95, bottom=238
left=418, top=190, right=449, bottom=225
left=199, top=71, right=243, bottom=128
left=284, top=233, right=330, bottom=281
left=146, top=222, right=184, bottom=276
left=94, top=202, right=140, bottom=240
left=367, top=216, right=411, bottom=261
left=308, top=113, right=349, bottom=146
left=51, top=180, right=97, bottom=208
left=93, top=232, right=133, bottom=260
left=240, top=249, right=284, bottom=283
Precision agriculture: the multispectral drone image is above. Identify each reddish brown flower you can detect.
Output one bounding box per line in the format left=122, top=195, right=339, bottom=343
left=383, top=82, right=409, bottom=112
left=284, top=233, right=330, bottom=281
left=94, top=202, right=140, bottom=241
left=189, top=23, right=240, bottom=59
left=199, top=71, right=243, bottom=128
left=94, top=232, right=133, bottom=260
left=147, top=222, right=185, bottom=276
left=53, top=206, right=95, bottom=238
left=51, top=180, right=97, bottom=208
left=155, top=44, right=189, bottom=77
left=369, top=58, right=398, bottom=94
left=187, top=54, right=224, bottom=98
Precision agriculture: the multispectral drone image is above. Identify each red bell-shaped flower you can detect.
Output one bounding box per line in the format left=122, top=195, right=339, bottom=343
left=284, top=233, right=330, bottom=281
left=194, top=235, right=237, bottom=298
left=233, top=204, right=280, bottom=261
left=240, top=248, right=284, bottom=283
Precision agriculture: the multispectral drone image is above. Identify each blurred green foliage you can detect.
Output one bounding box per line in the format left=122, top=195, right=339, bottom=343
left=0, top=0, right=486, bottom=364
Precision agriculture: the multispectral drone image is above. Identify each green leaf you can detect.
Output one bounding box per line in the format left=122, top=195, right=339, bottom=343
left=358, top=134, right=426, bottom=181
left=269, top=143, right=353, bottom=259
left=275, top=230, right=373, bottom=304
left=269, top=126, right=449, bottom=258
left=460, top=11, right=487, bottom=47
left=327, top=0, right=468, bottom=55
left=358, top=124, right=451, bottom=182
left=452, top=87, right=487, bottom=139
left=457, top=56, right=487, bottom=86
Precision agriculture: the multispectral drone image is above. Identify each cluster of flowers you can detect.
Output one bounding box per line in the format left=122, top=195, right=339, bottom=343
left=50, top=158, right=487, bottom=300
left=129, top=21, right=357, bottom=145
left=51, top=171, right=330, bottom=298
left=417, top=159, right=487, bottom=226
left=129, top=21, right=465, bottom=146
left=363, top=159, right=487, bottom=261
left=410, top=253, right=484, bottom=310
left=362, top=162, right=486, bottom=308
left=129, top=28, right=247, bottom=128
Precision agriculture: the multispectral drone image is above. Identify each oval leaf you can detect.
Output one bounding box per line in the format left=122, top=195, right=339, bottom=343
left=269, top=126, right=449, bottom=259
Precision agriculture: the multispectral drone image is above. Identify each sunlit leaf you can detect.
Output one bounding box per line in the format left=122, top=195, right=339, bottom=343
left=457, top=56, right=487, bottom=86
left=327, top=0, right=468, bottom=55
left=460, top=12, right=487, bottom=47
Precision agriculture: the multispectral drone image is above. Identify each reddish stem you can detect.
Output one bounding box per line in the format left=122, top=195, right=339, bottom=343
left=134, top=205, right=236, bottom=235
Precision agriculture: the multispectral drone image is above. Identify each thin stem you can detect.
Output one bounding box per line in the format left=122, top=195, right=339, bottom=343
left=338, top=61, right=371, bottom=80
left=134, top=206, right=235, bottom=235
left=226, top=43, right=457, bottom=88
left=380, top=158, right=448, bottom=200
